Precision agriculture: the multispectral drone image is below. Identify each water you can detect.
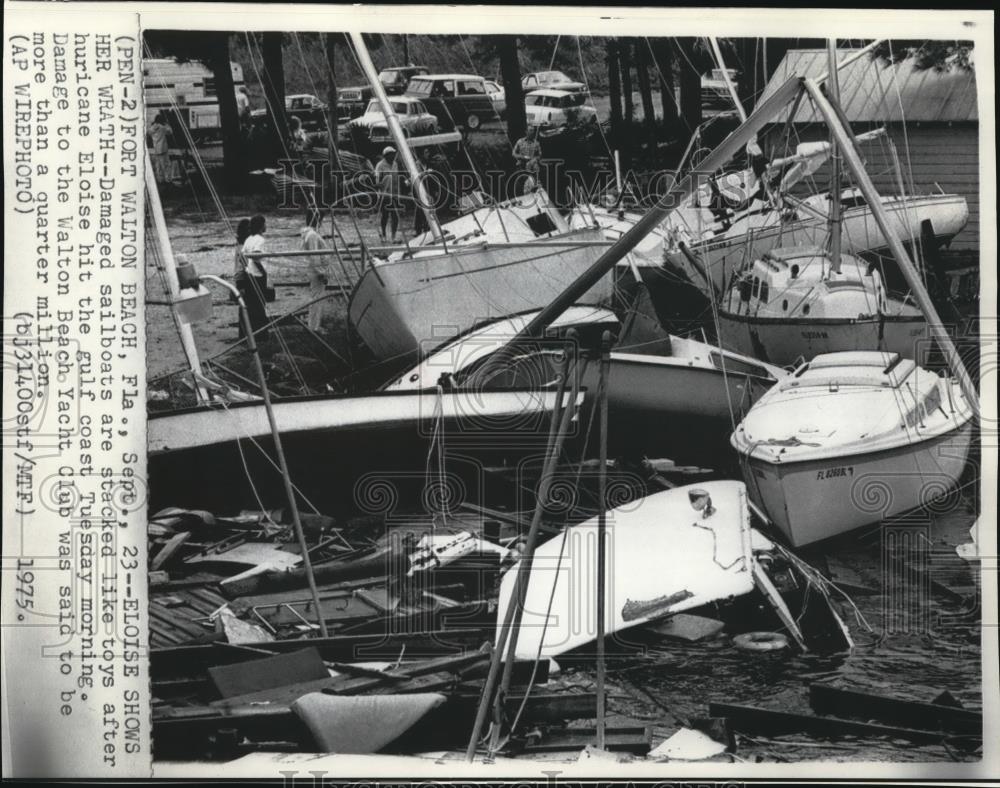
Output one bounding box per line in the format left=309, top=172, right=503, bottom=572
left=565, top=500, right=982, bottom=763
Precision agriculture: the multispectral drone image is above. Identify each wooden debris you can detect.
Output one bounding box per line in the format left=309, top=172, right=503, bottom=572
left=709, top=702, right=964, bottom=744
left=808, top=684, right=982, bottom=735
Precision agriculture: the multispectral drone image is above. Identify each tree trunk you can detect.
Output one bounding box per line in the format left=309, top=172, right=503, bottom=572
left=619, top=42, right=634, bottom=121
left=324, top=32, right=340, bottom=176
left=676, top=37, right=702, bottom=136
left=634, top=38, right=657, bottom=149
left=207, top=33, right=244, bottom=189
left=650, top=37, right=678, bottom=137
left=261, top=32, right=288, bottom=163
left=498, top=35, right=526, bottom=144
left=606, top=39, right=623, bottom=158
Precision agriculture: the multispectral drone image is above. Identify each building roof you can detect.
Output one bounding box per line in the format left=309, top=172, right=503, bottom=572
left=759, top=48, right=978, bottom=124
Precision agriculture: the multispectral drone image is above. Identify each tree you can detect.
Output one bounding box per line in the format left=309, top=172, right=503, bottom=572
left=648, top=38, right=678, bottom=139
left=497, top=35, right=527, bottom=143
left=261, top=32, right=289, bottom=163
left=142, top=30, right=245, bottom=188
left=872, top=39, right=973, bottom=72
left=634, top=38, right=657, bottom=150
left=619, top=42, right=634, bottom=121
left=675, top=37, right=704, bottom=136
left=606, top=39, right=624, bottom=160
left=324, top=33, right=341, bottom=184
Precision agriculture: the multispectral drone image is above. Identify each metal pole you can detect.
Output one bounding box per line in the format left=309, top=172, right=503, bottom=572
left=466, top=75, right=804, bottom=390
left=801, top=79, right=979, bottom=416
left=145, top=150, right=210, bottom=403
left=199, top=274, right=331, bottom=637
left=709, top=37, right=747, bottom=122
left=466, top=340, right=581, bottom=761
left=489, top=354, right=587, bottom=754
left=595, top=330, right=612, bottom=750
left=348, top=32, right=443, bottom=241
left=826, top=40, right=843, bottom=274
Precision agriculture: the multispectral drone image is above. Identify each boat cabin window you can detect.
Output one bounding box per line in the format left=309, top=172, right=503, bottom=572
left=759, top=282, right=770, bottom=303
left=738, top=278, right=752, bottom=302
left=526, top=212, right=559, bottom=236
left=802, top=303, right=811, bottom=315
left=752, top=276, right=761, bottom=299
left=781, top=299, right=788, bottom=312
left=790, top=264, right=800, bottom=279
left=709, top=352, right=772, bottom=380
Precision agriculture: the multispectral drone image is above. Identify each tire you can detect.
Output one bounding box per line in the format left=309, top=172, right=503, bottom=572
left=466, top=113, right=481, bottom=130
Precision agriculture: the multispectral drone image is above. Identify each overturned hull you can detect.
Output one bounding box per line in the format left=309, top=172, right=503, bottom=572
left=496, top=481, right=756, bottom=660
left=348, top=228, right=613, bottom=360
left=147, top=389, right=572, bottom=515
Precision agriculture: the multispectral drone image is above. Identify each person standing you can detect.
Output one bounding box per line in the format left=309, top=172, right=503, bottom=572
left=149, top=113, right=171, bottom=184
left=239, top=214, right=270, bottom=342
left=412, top=147, right=439, bottom=238
left=300, top=209, right=332, bottom=332
left=375, top=146, right=406, bottom=244
left=513, top=125, right=542, bottom=194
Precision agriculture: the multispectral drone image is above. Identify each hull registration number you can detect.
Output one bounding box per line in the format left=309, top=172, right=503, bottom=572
left=817, top=465, right=853, bottom=480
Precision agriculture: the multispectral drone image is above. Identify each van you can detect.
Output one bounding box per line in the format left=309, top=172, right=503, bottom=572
left=405, top=74, right=495, bottom=131
left=143, top=58, right=246, bottom=142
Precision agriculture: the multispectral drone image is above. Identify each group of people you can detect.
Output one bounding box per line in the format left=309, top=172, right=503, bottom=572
left=232, top=209, right=334, bottom=343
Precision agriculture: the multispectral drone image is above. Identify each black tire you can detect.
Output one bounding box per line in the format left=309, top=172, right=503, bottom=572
left=466, top=113, right=481, bottom=130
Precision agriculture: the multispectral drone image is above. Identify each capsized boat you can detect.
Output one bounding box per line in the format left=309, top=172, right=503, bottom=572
left=147, top=387, right=579, bottom=514
left=385, top=307, right=785, bottom=464
left=495, top=480, right=846, bottom=660
left=716, top=246, right=927, bottom=366
left=731, top=351, right=974, bottom=547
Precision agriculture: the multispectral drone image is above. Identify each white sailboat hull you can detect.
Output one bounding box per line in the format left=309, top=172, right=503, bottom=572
left=349, top=229, right=613, bottom=360
left=663, top=193, right=969, bottom=296
left=742, top=421, right=973, bottom=548
left=497, top=481, right=754, bottom=659
left=147, top=389, right=572, bottom=513
left=716, top=311, right=929, bottom=366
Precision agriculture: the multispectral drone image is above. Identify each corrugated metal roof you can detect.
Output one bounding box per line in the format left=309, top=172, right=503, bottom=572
left=759, top=49, right=978, bottom=124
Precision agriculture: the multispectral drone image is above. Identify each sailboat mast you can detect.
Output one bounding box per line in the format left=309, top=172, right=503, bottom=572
left=348, top=32, right=443, bottom=241
left=709, top=37, right=747, bottom=122
left=827, top=40, right=843, bottom=274
left=144, top=150, right=210, bottom=403
left=803, top=78, right=979, bottom=415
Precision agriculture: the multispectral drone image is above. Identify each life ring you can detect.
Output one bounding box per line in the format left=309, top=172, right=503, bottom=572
left=733, top=631, right=789, bottom=652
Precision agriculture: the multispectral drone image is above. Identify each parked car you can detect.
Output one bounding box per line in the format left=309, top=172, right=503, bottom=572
left=248, top=93, right=329, bottom=132
left=337, top=85, right=375, bottom=121
left=701, top=67, right=739, bottom=111
left=484, top=80, right=506, bottom=116
left=524, top=88, right=597, bottom=129
left=521, top=70, right=586, bottom=93
left=405, top=73, right=495, bottom=130
left=347, top=96, right=439, bottom=144
left=378, top=65, right=430, bottom=95
left=285, top=93, right=328, bottom=131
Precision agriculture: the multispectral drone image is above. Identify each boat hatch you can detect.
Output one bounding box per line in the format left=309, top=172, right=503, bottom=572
left=781, top=353, right=917, bottom=392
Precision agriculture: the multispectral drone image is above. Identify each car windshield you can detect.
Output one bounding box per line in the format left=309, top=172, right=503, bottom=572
left=538, top=71, right=570, bottom=84
left=378, top=70, right=404, bottom=85
left=526, top=94, right=546, bottom=106
left=560, top=93, right=585, bottom=108
left=408, top=79, right=433, bottom=96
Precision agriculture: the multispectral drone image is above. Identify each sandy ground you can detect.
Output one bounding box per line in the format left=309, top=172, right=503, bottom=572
left=146, top=191, right=419, bottom=400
